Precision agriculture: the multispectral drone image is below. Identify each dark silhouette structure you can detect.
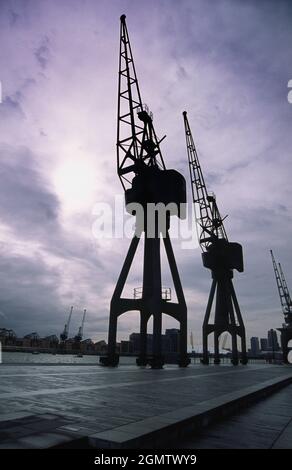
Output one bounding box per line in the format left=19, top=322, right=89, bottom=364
left=100, top=15, right=189, bottom=369
left=74, top=309, right=86, bottom=342
left=270, top=250, right=292, bottom=363
left=60, top=306, right=73, bottom=344
left=183, top=111, right=247, bottom=366
left=23, top=332, right=40, bottom=348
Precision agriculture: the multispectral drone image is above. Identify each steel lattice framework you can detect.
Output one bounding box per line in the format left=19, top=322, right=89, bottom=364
left=117, top=15, right=165, bottom=189
left=183, top=111, right=247, bottom=366
left=271, top=250, right=292, bottom=322
left=100, top=15, right=189, bottom=369
left=183, top=111, right=227, bottom=250
left=271, top=250, right=292, bottom=363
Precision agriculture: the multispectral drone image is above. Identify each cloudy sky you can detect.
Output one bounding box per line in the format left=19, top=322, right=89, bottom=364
left=0, top=0, right=292, bottom=349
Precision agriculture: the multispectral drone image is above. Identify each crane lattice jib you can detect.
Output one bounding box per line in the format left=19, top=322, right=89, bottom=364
left=270, top=250, right=287, bottom=316
left=67, top=306, right=73, bottom=329
left=117, top=15, right=165, bottom=190
left=183, top=111, right=227, bottom=250
left=61, top=306, right=73, bottom=341
left=278, top=263, right=292, bottom=312
left=80, top=309, right=86, bottom=338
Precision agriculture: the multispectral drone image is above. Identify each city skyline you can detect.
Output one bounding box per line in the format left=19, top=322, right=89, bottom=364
left=0, top=323, right=282, bottom=354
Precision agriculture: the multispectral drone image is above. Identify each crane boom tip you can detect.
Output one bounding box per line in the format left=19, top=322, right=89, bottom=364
left=120, top=14, right=126, bottom=22
left=183, top=111, right=187, bottom=117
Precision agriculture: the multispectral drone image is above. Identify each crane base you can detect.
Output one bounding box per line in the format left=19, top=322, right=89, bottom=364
left=231, top=358, right=239, bottom=366
left=136, top=356, right=148, bottom=366
left=105, top=232, right=189, bottom=370
left=148, top=355, right=165, bottom=369
left=201, top=358, right=209, bottom=365
left=178, top=356, right=191, bottom=368
left=202, top=269, right=247, bottom=367
left=100, top=354, right=119, bottom=367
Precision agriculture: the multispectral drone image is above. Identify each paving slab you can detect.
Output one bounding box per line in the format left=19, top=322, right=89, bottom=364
left=0, top=363, right=292, bottom=448
left=178, top=383, right=292, bottom=449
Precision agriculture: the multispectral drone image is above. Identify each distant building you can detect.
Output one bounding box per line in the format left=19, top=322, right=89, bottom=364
left=120, top=340, right=132, bottom=354
left=42, top=335, right=59, bottom=349
left=64, top=338, right=74, bottom=351
left=0, top=328, right=16, bottom=346
left=24, top=332, right=40, bottom=347
left=129, top=330, right=180, bottom=355
left=250, top=337, right=260, bottom=356
left=129, top=333, right=153, bottom=354
left=165, top=329, right=180, bottom=353
left=94, top=340, right=107, bottom=354
left=260, top=338, right=268, bottom=351
left=129, top=333, right=140, bottom=353
left=267, top=329, right=280, bottom=351
left=80, top=339, right=95, bottom=353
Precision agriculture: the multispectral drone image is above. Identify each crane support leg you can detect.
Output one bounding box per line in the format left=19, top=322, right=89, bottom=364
left=214, top=331, right=220, bottom=364
left=178, top=314, right=189, bottom=367
left=163, top=233, right=190, bottom=367
left=100, top=235, right=140, bottom=367
left=202, top=331, right=209, bottom=365
left=231, top=333, right=239, bottom=365
left=202, top=280, right=216, bottom=364
left=151, top=311, right=163, bottom=368
left=227, top=282, right=239, bottom=366
left=240, top=334, right=248, bottom=365
left=230, top=281, right=247, bottom=364
left=106, top=312, right=119, bottom=366
left=143, top=234, right=163, bottom=369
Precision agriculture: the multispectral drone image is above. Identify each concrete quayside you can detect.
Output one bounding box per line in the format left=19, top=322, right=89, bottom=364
left=0, top=363, right=292, bottom=449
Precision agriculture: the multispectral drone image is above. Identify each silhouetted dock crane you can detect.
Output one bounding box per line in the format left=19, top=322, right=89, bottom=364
left=183, top=112, right=247, bottom=366
left=60, top=306, right=73, bottom=343
left=74, top=309, right=86, bottom=342
left=270, top=250, right=292, bottom=363
left=100, top=15, right=189, bottom=369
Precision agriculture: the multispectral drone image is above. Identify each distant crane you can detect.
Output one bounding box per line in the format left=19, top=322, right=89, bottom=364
left=100, top=15, right=189, bottom=369
left=60, top=306, right=73, bottom=342
left=270, top=250, right=292, bottom=320
left=279, top=263, right=292, bottom=321
left=74, top=309, right=86, bottom=342
left=183, top=111, right=247, bottom=366
left=270, top=250, right=292, bottom=363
